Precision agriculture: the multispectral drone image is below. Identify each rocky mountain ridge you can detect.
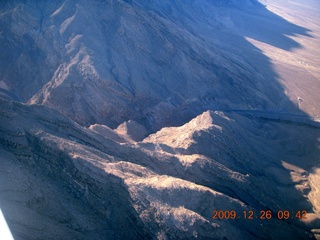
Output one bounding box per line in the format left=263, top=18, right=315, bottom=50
left=0, top=0, right=297, bottom=131
left=1, top=98, right=319, bottom=239
left=1, top=0, right=320, bottom=239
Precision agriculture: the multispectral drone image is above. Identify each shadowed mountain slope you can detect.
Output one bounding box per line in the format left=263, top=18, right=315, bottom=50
left=1, top=0, right=320, bottom=239
left=0, top=0, right=311, bottom=131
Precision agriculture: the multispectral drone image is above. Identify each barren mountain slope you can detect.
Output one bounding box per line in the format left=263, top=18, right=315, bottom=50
left=0, top=0, right=302, bottom=130
left=1, top=98, right=319, bottom=239
left=1, top=0, right=320, bottom=239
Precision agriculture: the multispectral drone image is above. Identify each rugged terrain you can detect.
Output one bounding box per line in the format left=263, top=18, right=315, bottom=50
left=0, top=0, right=320, bottom=239
left=1, top=98, right=319, bottom=239
left=0, top=0, right=303, bottom=130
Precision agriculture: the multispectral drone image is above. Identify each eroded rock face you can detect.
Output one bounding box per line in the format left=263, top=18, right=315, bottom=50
left=1, top=0, right=319, bottom=239
left=0, top=0, right=292, bottom=130
left=1, top=99, right=319, bottom=239
left=0, top=99, right=151, bottom=240
left=115, top=120, right=148, bottom=142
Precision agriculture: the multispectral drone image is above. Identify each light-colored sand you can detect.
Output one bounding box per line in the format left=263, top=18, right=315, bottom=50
left=248, top=0, right=320, bottom=117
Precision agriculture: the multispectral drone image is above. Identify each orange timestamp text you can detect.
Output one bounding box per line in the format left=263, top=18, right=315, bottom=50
left=212, top=210, right=307, bottom=220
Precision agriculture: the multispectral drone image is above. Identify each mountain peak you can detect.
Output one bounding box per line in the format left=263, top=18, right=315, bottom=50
left=143, top=110, right=229, bottom=149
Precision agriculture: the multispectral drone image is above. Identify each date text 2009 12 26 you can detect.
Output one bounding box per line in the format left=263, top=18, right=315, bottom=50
left=212, top=210, right=307, bottom=220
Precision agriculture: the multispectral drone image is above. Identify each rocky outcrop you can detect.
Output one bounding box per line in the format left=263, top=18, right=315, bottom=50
left=1, top=0, right=319, bottom=239
left=0, top=0, right=294, bottom=130
left=1, top=99, right=319, bottom=239
left=0, top=99, right=151, bottom=239
left=115, top=120, right=148, bottom=142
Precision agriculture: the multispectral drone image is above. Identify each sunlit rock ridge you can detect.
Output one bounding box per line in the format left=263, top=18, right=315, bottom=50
left=0, top=0, right=320, bottom=239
